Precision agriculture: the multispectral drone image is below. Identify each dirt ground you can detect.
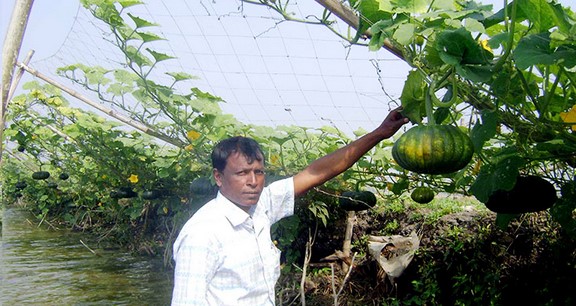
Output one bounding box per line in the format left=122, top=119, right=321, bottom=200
left=275, top=198, right=576, bottom=305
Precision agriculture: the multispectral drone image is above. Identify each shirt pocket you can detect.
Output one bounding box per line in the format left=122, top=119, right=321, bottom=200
left=269, top=242, right=282, bottom=283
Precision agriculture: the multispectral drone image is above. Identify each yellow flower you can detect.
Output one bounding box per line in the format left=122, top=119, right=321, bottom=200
left=184, top=144, right=194, bottom=151
left=560, top=105, right=576, bottom=131
left=480, top=39, right=493, bottom=53
left=270, top=154, right=280, bottom=165
left=128, top=174, right=139, bottom=183
left=186, top=130, right=201, bottom=141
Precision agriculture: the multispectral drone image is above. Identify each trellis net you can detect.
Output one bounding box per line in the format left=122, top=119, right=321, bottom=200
left=14, top=0, right=411, bottom=136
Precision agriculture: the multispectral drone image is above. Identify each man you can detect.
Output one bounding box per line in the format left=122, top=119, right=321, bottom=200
left=171, top=108, right=408, bottom=305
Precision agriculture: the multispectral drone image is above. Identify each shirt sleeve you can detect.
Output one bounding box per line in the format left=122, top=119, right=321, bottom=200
left=171, top=228, right=220, bottom=305
left=264, top=177, right=295, bottom=224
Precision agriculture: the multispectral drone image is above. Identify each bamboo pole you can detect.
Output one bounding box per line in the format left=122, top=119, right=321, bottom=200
left=313, top=0, right=404, bottom=60
left=27, top=113, right=77, bottom=144
left=5, top=150, right=37, bottom=172
left=314, top=0, right=359, bottom=29
left=1, top=0, right=35, bottom=163
left=7, top=50, right=35, bottom=103
left=16, top=62, right=186, bottom=148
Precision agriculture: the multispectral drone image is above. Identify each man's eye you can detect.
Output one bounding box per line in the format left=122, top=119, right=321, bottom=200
left=255, top=170, right=265, bottom=175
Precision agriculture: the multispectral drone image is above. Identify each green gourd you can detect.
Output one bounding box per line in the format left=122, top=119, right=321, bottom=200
left=15, top=181, right=27, bottom=190
left=392, top=125, right=474, bottom=174
left=32, top=171, right=50, bottom=180
left=411, top=187, right=435, bottom=204
left=190, top=177, right=218, bottom=197
left=110, top=187, right=137, bottom=199
left=485, top=175, right=558, bottom=214
left=141, top=189, right=162, bottom=200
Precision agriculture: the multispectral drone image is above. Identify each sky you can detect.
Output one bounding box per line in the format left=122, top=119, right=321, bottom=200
left=1, top=0, right=80, bottom=64
left=1, top=0, right=574, bottom=136
left=1, top=0, right=534, bottom=62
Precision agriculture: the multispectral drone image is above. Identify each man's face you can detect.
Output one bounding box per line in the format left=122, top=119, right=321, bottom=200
left=213, top=152, right=265, bottom=211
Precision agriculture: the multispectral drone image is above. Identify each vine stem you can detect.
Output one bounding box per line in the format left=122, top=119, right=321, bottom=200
left=425, top=84, right=436, bottom=126
left=492, top=0, right=517, bottom=72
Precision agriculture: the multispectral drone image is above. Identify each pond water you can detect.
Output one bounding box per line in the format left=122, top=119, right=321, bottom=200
left=0, top=207, right=174, bottom=305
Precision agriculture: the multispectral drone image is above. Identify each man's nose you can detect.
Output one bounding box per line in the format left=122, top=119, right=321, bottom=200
left=246, top=172, right=257, bottom=185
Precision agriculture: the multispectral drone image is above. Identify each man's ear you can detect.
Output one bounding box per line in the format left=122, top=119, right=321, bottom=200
left=213, top=168, right=223, bottom=187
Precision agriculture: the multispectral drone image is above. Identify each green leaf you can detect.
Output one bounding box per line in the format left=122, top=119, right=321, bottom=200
left=536, top=138, right=576, bottom=157
left=84, top=66, right=111, bottom=86
left=368, top=30, right=384, bottom=51
left=399, top=70, right=427, bottom=124
left=394, top=23, right=416, bottom=46
left=11, top=129, right=28, bottom=144
left=106, top=83, right=131, bottom=96
left=513, top=33, right=555, bottom=69
left=137, top=31, right=164, bottom=43
left=167, top=72, right=199, bottom=82
left=550, top=181, right=576, bottom=239
left=552, top=44, right=576, bottom=69
left=118, top=0, right=143, bottom=9
left=127, top=13, right=156, bottom=28
left=113, top=69, right=137, bottom=83
left=516, top=0, right=560, bottom=34
left=391, top=178, right=409, bottom=195
left=462, top=17, right=485, bottom=34
left=469, top=154, right=525, bottom=203
left=352, top=0, right=393, bottom=35
left=423, top=42, right=445, bottom=67
left=368, top=20, right=395, bottom=51
left=116, top=25, right=137, bottom=41
left=126, top=45, right=152, bottom=66
left=432, top=107, right=450, bottom=124
left=191, top=87, right=223, bottom=103
left=381, top=0, right=429, bottom=14
left=470, top=110, right=498, bottom=153
left=456, top=63, right=494, bottom=83
left=146, top=48, right=175, bottom=63
left=514, top=32, right=576, bottom=69
left=436, top=27, right=493, bottom=66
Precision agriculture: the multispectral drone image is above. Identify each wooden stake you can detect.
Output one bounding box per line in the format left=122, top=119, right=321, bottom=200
left=342, top=210, right=356, bottom=273
left=1, top=0, right=35, bottom=163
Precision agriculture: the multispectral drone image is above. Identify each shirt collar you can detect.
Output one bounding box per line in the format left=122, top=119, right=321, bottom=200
left=216, top=192, right=253, bottom=227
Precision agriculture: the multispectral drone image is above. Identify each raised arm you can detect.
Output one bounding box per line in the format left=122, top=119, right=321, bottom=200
left=293, top=108, right=408, bottom=197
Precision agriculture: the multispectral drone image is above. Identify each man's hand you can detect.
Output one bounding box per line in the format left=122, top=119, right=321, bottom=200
left=374, top=107, right=410, bottom=140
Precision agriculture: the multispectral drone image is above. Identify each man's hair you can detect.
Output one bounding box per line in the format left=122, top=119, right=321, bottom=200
left=211, top=136, right=265, bottom=172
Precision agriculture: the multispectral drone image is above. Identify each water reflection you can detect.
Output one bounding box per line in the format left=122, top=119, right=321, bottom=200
left=1, top=207, right=174, bottom=305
